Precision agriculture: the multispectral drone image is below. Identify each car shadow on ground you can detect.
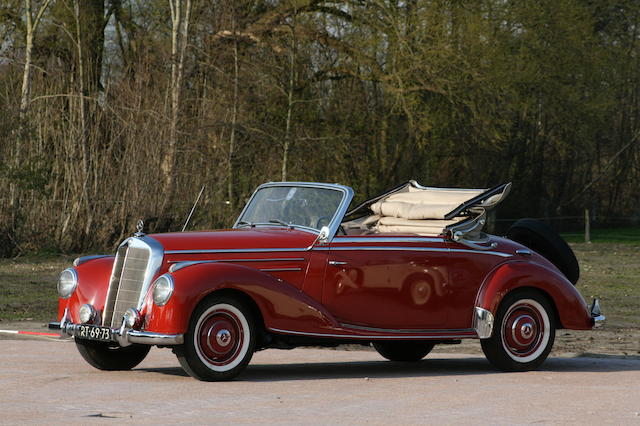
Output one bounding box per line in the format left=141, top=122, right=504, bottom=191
left=137, top=354, right=640, bottom=382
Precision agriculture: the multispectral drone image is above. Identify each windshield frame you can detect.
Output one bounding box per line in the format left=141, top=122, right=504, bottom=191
left=233, top=182, right=354, bottom=241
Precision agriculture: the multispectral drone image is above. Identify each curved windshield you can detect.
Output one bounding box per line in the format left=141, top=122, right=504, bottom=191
left=236, top=186, right=344, bottom=231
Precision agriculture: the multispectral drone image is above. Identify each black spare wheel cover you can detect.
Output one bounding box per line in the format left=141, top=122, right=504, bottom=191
left=506, top=218, right=580, bottom=285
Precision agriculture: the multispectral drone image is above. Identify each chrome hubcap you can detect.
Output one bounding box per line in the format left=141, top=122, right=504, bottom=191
left=521, top=323, right=533, bottom=339
left=216, top=329, right=231, bottom=347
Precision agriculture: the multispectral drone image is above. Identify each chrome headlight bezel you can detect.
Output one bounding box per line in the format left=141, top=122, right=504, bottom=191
left=57, top=268, right=78, bottom=299
left=152, top=274, right=174, bottom=307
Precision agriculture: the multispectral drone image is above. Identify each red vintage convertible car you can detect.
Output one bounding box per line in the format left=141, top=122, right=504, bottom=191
left=51, top=181, right=604, bottom=381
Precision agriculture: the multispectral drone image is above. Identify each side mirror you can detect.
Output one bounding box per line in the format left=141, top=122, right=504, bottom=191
left=308, top=226, right=331, bottom=250
left=317, top=226, right=330, bottom=245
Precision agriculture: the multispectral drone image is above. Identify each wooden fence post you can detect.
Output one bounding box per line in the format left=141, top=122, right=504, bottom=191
left=585, top=208, right=591, bottom=243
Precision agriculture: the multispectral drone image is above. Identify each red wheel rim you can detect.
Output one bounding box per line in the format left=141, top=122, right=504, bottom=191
left=501, top=299, right=549, bottom=362
left=196, top=309, right=244, bottom=366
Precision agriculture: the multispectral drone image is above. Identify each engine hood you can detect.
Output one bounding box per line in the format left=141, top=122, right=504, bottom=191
left=148, top=227, right=317, bottom=253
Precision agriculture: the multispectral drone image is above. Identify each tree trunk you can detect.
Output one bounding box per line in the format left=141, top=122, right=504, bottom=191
left=228, top=8, right=239, bottom=208
left=161, top=0, right=192, bottom=214
left=282, top=12, right=297, bottom=182
left=74, top=0, right=93, bottom=241
left=19, top=0, right=52, bottom=118
left=19, top=32, right=34, bottom=119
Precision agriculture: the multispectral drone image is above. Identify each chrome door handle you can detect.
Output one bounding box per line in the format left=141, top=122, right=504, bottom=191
left=328, top=260, right=348, bottom=266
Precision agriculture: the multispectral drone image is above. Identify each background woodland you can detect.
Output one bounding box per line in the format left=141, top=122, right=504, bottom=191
left=1, top=0, right=639, bottom=255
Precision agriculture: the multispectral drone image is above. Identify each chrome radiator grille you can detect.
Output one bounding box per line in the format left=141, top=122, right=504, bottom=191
left=102, top=239, right=155, bottom=328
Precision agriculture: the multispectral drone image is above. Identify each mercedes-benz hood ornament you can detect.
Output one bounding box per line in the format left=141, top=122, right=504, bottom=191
left=134, top=219, right=145, bottom=237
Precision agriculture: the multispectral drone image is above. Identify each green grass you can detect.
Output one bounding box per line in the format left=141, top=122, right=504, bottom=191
left=0, top=254, right=74, bottom=321
left=562, top=227, right=640, bottom=244
left=569, top=242, right=640, bottom=328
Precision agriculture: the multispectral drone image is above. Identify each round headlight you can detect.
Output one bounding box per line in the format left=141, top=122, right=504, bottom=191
left=79, top=304, right=96, bottom=323
left=57, top=268, right=78, bottom=299
left=152, top=274, right=174, bottom=307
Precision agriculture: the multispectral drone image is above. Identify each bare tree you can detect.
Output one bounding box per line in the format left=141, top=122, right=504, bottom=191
left=228, top=4, right=240, bottom=208
left=19, top=0, right=53, bottom=118
left=161, top=0, right=192, bottom=210
left=281, top=3, right=298, bottom=182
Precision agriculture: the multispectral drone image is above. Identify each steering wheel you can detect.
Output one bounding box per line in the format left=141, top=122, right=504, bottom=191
left=315, top=216, right=331, bottom=229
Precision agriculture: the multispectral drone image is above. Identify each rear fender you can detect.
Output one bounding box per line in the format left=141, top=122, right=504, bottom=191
left=144, top=262, right=339, bottom=335
left=475, top=261, right=593, bottom=330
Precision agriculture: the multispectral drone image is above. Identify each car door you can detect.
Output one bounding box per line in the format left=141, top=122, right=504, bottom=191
left=320, top=235, right=452, bottom=329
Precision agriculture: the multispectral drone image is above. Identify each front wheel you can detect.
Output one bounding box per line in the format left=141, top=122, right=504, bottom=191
left=75, top=338, right=150, bottom=371
left=481, top=290, right=556, bottom=371
left=176, top=295, right=257, bottom=381
left=373, top=341, right=435, bottom=362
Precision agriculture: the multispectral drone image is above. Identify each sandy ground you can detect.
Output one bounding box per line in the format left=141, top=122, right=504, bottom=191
left=1, top=333, right=640, bottom=424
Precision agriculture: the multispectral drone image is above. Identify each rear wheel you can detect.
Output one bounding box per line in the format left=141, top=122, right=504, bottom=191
left=176, top=295, right=257, bottom=381
left=75, top=338, right=150, bottom=371
left=481, top=290, right=556, bottom=371
left=373, top=341, right=435, bottom=362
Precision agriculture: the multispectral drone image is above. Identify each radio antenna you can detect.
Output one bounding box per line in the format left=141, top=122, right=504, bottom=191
left=182, top=185, right=205, bottom=232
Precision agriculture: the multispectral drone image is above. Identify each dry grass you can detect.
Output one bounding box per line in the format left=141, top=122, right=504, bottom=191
left=0, top=254, right=74, bottom=321
left=570, top=242, right=640, bottom=328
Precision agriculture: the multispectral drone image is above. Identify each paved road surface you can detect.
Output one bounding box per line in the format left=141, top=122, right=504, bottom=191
left=1, top=338, right=639, bottom=424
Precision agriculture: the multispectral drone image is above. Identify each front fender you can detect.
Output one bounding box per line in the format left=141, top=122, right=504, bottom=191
left=57, top=256, right=115, bottom=323
left=475, top=260, right=593, bottom=330
left=144, top=262, right=339, bottom=335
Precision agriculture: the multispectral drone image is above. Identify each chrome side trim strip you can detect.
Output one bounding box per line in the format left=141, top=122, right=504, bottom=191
left=473, top=307, right=494, bottom=339
left=333, top=237, right=445, bottom=244
left=259, top=267, right=302, bottom=272
left=165, top=247, right=308, bottom=255
left=450, top=248, right=512, bottom=258
left=316, top=246, right=450, bottom=253
left=73, top=255, right=111, bottom=267
left=268, top=327, right=477, bottom=340
left=170, top=257, right=305, bottom=263
left=339, top=323, right=472, bottom=334
left=169, top=258, right=305, bottom=273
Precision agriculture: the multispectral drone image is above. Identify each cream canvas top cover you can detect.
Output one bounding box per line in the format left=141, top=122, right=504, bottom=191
left=370, top=186, right=486, bottom=220
left=363, top=182, right=510, bottom=236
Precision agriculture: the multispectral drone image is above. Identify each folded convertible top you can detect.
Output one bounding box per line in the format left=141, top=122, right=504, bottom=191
left=347, top=181, right=510, bottom=219
left=343, top=181, right=511, bottom=237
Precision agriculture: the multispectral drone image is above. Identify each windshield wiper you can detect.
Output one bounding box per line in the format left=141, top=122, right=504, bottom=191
left=236, top=220, right=255, bottom=228
left=268, top=219, right=294, bottom=229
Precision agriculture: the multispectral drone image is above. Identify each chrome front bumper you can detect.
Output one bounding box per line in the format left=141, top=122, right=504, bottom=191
left=49, top=312, right=183, bottom=347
